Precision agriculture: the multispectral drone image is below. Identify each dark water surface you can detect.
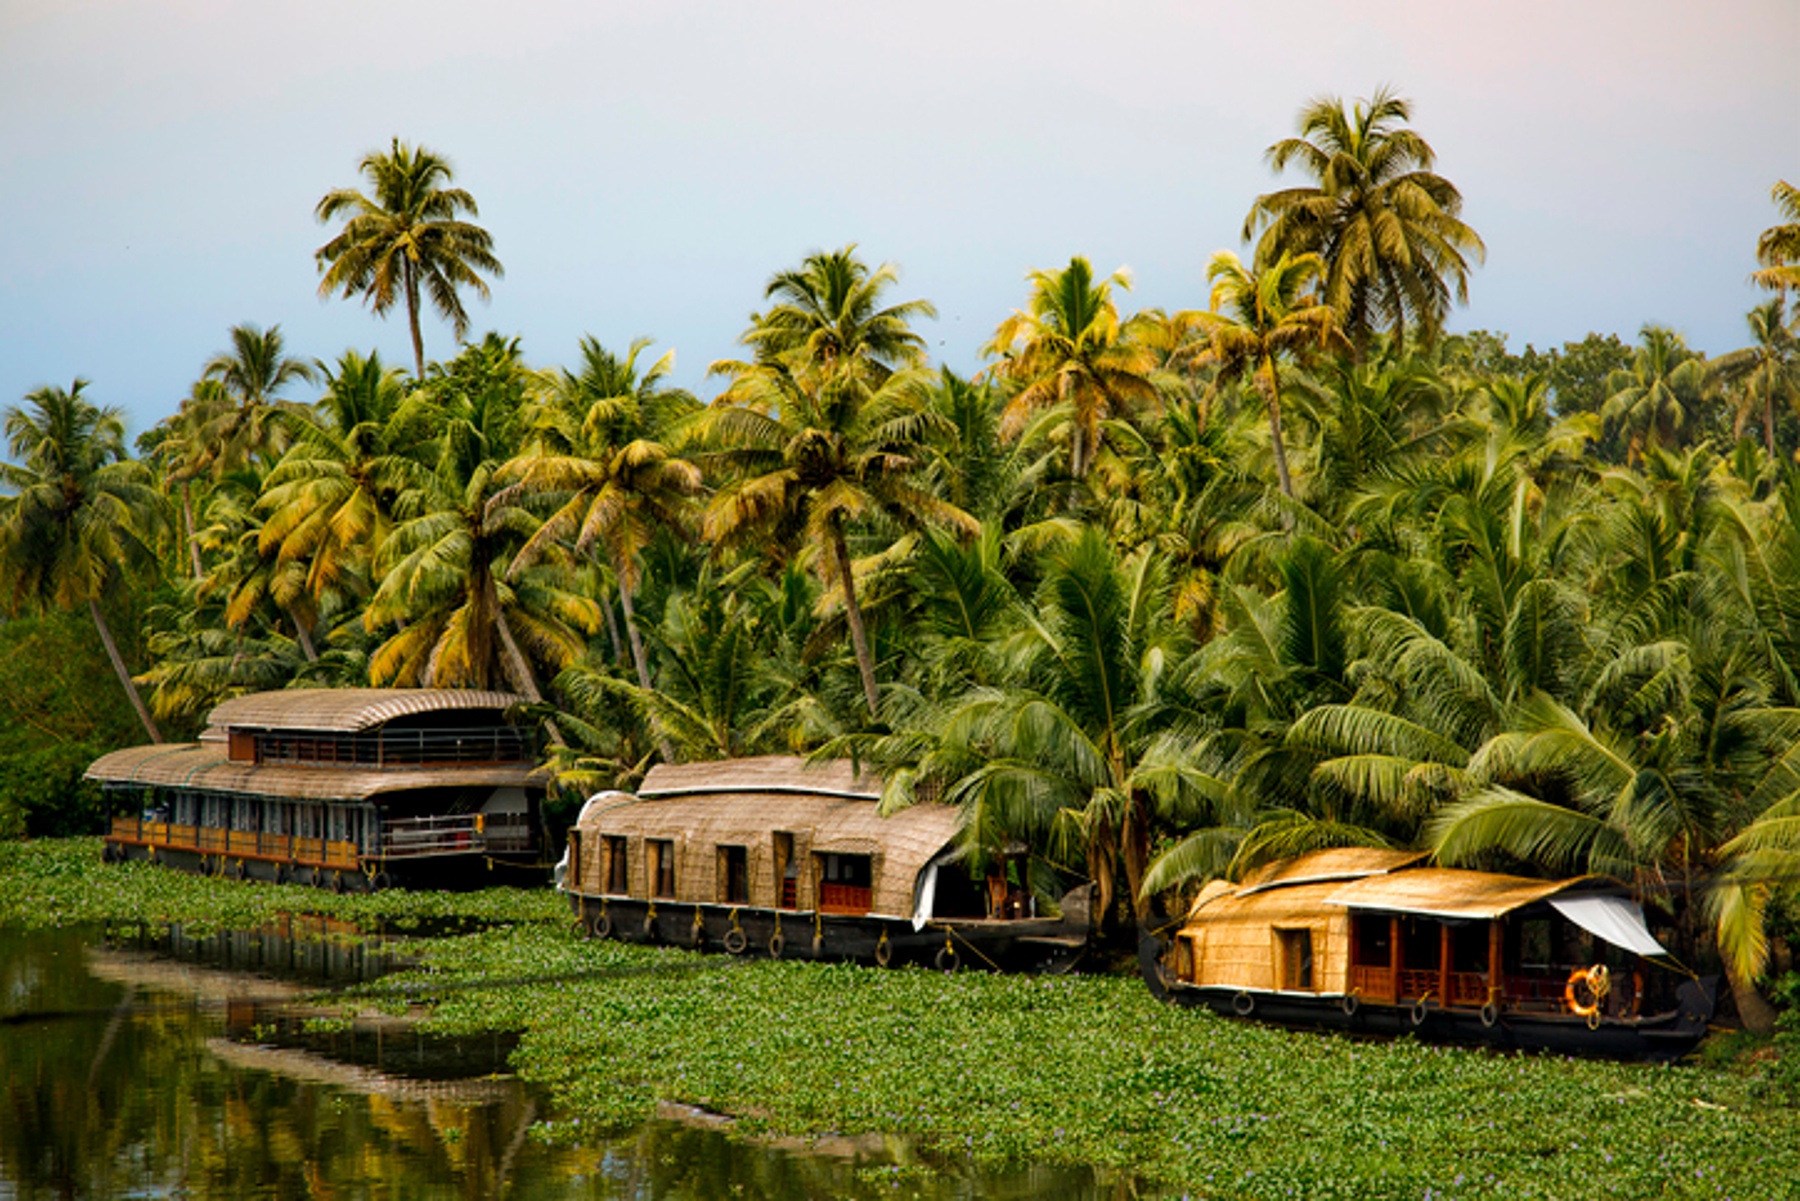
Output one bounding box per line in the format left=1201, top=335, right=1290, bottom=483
left=0, top=923, right=1117, bottom=1199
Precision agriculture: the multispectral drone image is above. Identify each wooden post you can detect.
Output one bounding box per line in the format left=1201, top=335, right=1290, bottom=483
left=1488, top=919, right=1504, bottom=1006
left=1390, top=916, right=1403, bottom=1001
left=1439, top=922, right=1453, bottom=1007
left=1348, top=915, right=1360, bottom=998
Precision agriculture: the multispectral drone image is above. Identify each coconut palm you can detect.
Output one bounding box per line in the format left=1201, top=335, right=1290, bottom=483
left=1753, top=180, right=1800, bottom=294
left=1601, top=326, right=1713, bottom=464
left=981, top=257, right=1166, bottom=480
left=504, top=336, right=702, bottom=699
left=0, top=380, right=168, bottom=741
left=728, top=245, right=935, bottom=386
left=1243, top=87, right=1484, bottom=352
left=192, top=323, right=319, bottom=477
left=1713, top=298, right=1799, bottom=458
left=315, top=139, right=504, bottom=380
left=1185, top=251, right=1342, bottom=499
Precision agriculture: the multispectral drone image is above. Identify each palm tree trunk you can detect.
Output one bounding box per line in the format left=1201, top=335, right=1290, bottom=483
left=612, top=558, right=676, bottom=762
left=89, top=597, right=161, bottom=744
left=829, top=521, right=882, bottom=719
left=1766, top=388, right=1778, bottom=460
left=288, top=605, right=318, bottom=662
left=1257, top=355, right=1296, bottom=499
left=494, top=608, right=567, bottom=750
left=183, top=483, right=204, bottom=582
left=405, top=261, right=426, bottom=382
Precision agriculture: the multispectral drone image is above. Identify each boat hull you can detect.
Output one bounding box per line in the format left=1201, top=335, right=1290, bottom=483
left=1139, top=933, right=1716, bottom=1062
left=565, top=892, right=1088, bottom=972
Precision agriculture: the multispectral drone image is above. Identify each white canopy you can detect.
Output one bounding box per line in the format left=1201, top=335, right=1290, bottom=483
left=1549, top=894, right=1669, bottom=958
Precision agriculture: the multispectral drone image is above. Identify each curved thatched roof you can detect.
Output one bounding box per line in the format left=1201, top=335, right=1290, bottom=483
left=203, top=689, right=525, bottom=736
left=85, top=743, right=542, bottom=802
left=638, top=756, right=881, bottom=800
left=1237, top=847, right=1428, bottom=895
left=1322, top=867, right=1602, bottom=921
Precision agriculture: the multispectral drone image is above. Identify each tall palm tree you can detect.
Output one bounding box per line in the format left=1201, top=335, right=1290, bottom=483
left=505, top=336, right=702, bottom=699
left=728, top=245, right=935, bottom=386
left=1243, top=87, right=1484, bottom=352
left=981, top=256, right=1165, bottom=479
left=1753, top=180, right=1800, bottom=294
left=315, top=139, right=504, bottom=380
left=1713, top=298, right=1799, bottom=458
left=198, top=323, right=318, bottom=475
left=1185, top=251, right=1342, bottom=499
left=694, top=360, right=974, bottom=720
left=0, top=380, right=167, bottom=741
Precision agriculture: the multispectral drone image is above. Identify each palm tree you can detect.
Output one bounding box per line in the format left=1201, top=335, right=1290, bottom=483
left=981, top=256, right=1165, bottom=479
left=1243, top=87, right=1484, bottom=352
left=729, top=245, right=935, bottom=386
left=198, top=323, right=318, bottom=475
left=504, top=336, right=702, bottom=700
left=0, top=380, right=167, bottom=741
left=1601, top=325, right=1713, bottom=464
left=694, top=359, right=974, bottom=720
left=1185, top=251, right=1342, bottom=499
left=1753, top=180, right=1800, bottom=294
left=315, top=139, right=504, bottom=380
left=1713, top=298, right=1799, bottom=458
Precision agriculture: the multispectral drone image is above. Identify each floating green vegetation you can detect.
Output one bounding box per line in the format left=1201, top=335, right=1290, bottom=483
left=6, top=838, right=1797, bottom=1199
left=0, top=837, right=564, bottom=933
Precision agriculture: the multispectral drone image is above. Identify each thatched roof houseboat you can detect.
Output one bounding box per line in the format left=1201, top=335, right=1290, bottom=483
left=560, top=756, right=1093, bottom=969
left=89, top=689, right=548, bottom=890
left=1143, top=848, right=1716, bottom=1059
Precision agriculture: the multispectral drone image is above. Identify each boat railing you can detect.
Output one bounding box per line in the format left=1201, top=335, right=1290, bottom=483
left=379, top=814, right=486, bottom=858
left=251, top=726, right=536, bottom=769
left=108, top=817, right=359, bottom=868
left=817, top=882, right=873, bottom=915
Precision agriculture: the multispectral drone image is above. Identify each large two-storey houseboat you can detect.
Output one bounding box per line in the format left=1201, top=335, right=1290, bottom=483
left=90, top=689, right=549, bottom=890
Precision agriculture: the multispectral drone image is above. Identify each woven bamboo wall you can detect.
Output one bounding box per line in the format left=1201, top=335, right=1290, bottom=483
left=1185, top=880, right=1352, bottom=993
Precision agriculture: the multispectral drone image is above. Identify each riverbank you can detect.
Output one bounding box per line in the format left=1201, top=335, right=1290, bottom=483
left=5, top=839, right=1797, bottom=1199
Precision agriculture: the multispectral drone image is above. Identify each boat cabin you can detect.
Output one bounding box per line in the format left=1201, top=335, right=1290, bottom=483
left=1152, top=847, right=1715, bottom=1057
left=90, top=689, right=548, bottom=890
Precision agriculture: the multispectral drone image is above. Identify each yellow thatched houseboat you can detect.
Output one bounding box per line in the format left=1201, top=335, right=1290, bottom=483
left=90, top=689, right=549, bottom=890
left=559, top=756, right=1093, bottom=968
left=1144, top=848, right=1716, bottom=1059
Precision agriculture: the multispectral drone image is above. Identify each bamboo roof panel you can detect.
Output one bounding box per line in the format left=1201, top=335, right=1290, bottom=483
left=204, top=689, right=526, bottom=735
left=86, top=743, right=543, bottom=801
left=638, top=756, right=881, bottom=800
left=1237, top=847, right=1428, bottom=894
left=1323, top=867, right=1597, bottom=920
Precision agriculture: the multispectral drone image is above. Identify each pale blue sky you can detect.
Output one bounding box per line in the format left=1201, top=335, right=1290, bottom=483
left=3, top=0, right=1796, bottom=438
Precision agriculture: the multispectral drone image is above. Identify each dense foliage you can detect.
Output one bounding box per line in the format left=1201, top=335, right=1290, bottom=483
left=4, top=102, right=1799, bottom=1021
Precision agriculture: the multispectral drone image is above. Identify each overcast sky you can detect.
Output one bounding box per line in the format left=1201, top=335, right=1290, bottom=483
left=3, top=0, right=1796, bottom=440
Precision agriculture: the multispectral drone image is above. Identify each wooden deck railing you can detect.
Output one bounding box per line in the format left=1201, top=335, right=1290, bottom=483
left=380, top=814, right=485, bottom=858
left=108, top=817, right=358, bottom=868
left=818, top=882, right=872, bottom=915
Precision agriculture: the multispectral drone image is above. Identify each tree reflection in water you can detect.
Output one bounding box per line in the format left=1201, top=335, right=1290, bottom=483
left=0, top=925, right=1111, bottom=1199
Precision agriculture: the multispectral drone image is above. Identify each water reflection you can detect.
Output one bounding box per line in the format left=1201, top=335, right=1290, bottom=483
left=0, top=925, right=1121, bottom=1200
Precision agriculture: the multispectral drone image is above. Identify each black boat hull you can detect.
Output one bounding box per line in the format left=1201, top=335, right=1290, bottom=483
left=1139, top=933, right=1716, bottom=1062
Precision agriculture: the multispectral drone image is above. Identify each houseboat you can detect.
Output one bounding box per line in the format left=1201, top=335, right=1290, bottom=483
left=90, top=689, right=550, bottom=891
left=1141, top=848, right=1717, bottom=1060
left=558, top=756, right=1093, bottom=969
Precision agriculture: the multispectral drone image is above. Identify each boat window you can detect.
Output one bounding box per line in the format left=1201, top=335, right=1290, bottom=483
left=773, top=833, right=797, bottom=909
left=1401, top=916, right=1442, bottom=969
left=718, top=845, right=749, bottom=905
left=1518, top=918, right=1553, bottom=969
left=1276, top=928, right=1315, bottom=991
left=1450, top=922, right=1490, bottom=973
left=649, top=839, right=677, bottom=899
left=817, top=853, right=873, bottom=914
left=605, top=835, right=628, bottom=894
left=1352, top=914, right=1391, bottom=967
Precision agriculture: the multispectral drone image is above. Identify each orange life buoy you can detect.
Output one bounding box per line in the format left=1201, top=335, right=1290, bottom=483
left=1564, top=964, right=1611, bottom=1017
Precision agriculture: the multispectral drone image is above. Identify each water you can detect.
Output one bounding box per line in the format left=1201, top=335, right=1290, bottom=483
left=0, top=924, right=1119, bottom=1199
